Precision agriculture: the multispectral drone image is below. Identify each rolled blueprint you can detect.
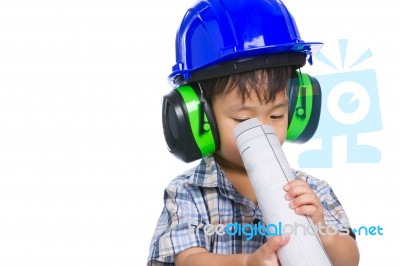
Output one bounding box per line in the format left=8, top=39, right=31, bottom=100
left=233, top=118, right=332, bottom=266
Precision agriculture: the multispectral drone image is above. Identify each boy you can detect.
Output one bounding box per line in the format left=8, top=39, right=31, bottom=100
left=148, top=0, right=359, bottom=265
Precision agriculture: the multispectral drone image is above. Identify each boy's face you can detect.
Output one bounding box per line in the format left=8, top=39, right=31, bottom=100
left=212, top=88, right=288, bottom=169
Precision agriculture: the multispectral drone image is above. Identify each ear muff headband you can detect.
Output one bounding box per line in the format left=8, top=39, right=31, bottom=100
left=286, top=72, right=321, bottom=143
left=175, top=85, right=216, bottom=157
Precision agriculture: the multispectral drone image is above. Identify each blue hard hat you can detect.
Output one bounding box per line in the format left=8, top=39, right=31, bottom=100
left=169, top=0, right=323, bottom=87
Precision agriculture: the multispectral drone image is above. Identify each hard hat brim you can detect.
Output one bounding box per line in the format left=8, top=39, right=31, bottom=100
left=169, top=42, right=323, bottom=87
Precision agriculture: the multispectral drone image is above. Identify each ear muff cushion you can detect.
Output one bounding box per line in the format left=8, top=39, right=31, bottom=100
left=287, top=72, right=322, bottom=143
left=162, top=89, right=202, bottom=162
left=162, top=85, right=219, bottom=163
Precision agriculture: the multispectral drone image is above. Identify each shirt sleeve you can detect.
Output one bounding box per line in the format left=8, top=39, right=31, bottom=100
left=147, top=177, right=209, bottom=265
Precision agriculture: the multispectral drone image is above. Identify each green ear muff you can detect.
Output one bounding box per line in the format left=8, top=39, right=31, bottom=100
left=162, top=84, right=219, bottom=163
left=286, top=72, right=322, bottom=143
left=177, top=85, right=217, bottom=155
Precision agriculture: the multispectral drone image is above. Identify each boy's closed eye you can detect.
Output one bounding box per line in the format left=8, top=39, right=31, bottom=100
left=270, top=114, right=285, bottom=120
left=233, top=114, right=285, bottom=123
left=233, top=118, right=251, bottom=123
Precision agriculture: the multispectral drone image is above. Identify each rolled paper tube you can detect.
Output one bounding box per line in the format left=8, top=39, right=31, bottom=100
left=234, top=118, right=332, bottom=266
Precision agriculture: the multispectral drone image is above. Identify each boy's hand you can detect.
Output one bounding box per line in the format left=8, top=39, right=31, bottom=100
left=245, top=235, right=289, bottom=266
left=283, top=179, right=325, bottom=225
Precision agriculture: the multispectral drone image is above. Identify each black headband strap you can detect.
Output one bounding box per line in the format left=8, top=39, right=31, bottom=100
left=188, top=52, right=307, bottom=83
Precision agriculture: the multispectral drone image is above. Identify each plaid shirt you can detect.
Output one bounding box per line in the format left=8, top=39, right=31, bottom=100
left=147, top=156, right=352, bottom=265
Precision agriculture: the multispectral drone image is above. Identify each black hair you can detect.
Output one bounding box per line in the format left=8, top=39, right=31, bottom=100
left=198, top=66, right=296, bottom=104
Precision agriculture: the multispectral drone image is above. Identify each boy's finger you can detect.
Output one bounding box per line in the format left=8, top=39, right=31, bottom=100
left=285, top=184, right=313, bottom=198
left=261, top=235, right=290, bottom=255
left=283, top=179, right=308, bottom=192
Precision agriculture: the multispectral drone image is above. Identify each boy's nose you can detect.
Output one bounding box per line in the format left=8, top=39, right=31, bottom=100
left=257, top=117, right=270, bottom=126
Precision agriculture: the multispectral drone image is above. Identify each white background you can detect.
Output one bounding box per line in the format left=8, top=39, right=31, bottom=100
left=0, top=0, right=398, bottom=265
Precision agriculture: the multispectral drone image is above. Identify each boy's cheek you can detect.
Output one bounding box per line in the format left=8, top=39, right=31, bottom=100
left=216, top=146, right=241, bottom=162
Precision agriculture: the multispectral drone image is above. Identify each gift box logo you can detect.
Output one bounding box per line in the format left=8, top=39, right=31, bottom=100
left=299, top=39, right=382, bottom=168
